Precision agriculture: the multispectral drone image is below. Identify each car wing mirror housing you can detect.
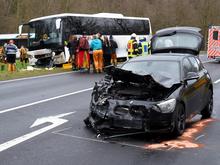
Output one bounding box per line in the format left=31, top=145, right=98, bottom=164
left=184, top=72, right=199, bottom=81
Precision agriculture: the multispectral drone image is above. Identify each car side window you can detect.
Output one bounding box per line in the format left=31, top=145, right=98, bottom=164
left=183, top=58, right=193, bottom=77
left=188, top=57, right=200, bottom=72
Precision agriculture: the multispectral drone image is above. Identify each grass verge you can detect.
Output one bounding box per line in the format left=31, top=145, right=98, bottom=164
left=0, top=61, right=72, bottom=81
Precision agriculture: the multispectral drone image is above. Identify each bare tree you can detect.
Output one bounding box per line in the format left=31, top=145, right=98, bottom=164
left=1, top=0, right=220, bottom=50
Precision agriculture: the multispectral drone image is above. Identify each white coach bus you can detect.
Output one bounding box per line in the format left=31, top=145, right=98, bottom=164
left=19, top=13, right=152, bottom=65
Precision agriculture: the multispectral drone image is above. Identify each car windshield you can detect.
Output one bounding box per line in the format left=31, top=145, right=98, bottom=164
left=152, top=33, right=202, bottom=50
left=121, top=60, right=181, bottom=81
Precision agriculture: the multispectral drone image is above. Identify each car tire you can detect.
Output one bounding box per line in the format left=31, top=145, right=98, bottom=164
left=201, top=90, right=213, bottom=119
left=172, top=104, right=186, bottom=136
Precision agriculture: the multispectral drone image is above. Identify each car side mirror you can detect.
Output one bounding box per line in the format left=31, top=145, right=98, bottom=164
left=184, top=72, right=199, bottom=81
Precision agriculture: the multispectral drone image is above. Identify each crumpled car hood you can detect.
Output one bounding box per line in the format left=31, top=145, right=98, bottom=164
left=105, top=66, right=180, bottom=89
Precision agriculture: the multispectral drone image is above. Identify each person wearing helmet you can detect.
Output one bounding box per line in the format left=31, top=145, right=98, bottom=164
left=138, top=37, right=150, bottom=56
left=127, top=33, right=139, bottom=58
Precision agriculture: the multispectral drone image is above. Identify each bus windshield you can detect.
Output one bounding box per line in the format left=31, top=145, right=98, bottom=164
left=29, top=19, right=62, bottom=47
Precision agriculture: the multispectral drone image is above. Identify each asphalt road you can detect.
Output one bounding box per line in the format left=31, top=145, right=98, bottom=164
left=0, top=55, right=220, bottom=165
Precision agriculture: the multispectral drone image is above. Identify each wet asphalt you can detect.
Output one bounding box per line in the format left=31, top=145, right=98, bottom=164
left=0, top=54, right=220, bottom=165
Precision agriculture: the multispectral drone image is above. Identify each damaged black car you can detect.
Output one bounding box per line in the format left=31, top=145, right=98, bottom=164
left=84, top=27, right=213, bottom=136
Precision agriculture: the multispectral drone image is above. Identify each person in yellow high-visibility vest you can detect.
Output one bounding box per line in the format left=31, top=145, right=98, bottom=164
left=127, top=33, right=139, bottom=59
left=138, top=37, right=150, bottom=56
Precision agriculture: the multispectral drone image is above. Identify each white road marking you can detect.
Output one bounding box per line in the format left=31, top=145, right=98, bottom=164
left=0, top=71, right=73, bottom=84
left=195, top=134, right=205, bottom=141
left=0, top=112, right=75, bottom=152
left=202, top=59, right=216, bottom=64
left=214, top=79, right=220, bottom=84
left=167, top=146, right=175, bottom=151
left=0, top=88, right=93, bottom=114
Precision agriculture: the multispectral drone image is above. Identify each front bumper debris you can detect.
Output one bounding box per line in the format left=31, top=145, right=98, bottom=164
left=84, top=99, right=175, bottom=133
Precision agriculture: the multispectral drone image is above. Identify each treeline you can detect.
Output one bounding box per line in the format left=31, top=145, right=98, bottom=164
left=0, top=0, right=220, bottom=40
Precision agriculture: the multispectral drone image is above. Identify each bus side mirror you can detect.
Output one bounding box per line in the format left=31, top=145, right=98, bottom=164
left=56, top=19, right=61, bottom=30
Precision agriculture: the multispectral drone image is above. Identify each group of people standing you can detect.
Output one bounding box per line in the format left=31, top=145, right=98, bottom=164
left=67, top=32, right=118, bottom=73
left=0, top=33, right=149, bottom=73
left=0, top=40, right=28, bottom=72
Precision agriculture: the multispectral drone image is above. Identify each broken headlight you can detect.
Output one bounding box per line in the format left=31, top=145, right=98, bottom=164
left=156, top=99, right=176, bottom=113
left=97, top=97, right=109, bottom=106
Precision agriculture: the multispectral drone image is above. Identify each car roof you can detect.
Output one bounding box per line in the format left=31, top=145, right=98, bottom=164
left=129, top=53, right=194, bottom=62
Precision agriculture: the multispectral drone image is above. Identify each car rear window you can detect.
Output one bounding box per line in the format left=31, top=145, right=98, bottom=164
left=152, top=33, right=202, bottom=50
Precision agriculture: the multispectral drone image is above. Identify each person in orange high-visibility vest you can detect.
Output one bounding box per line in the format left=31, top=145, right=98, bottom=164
left=127, top=33, right=139, bottom=59
left=78, top=32, right=90, bottom=71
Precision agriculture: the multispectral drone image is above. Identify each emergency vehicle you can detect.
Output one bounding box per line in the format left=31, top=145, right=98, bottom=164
left=208, top=26, right=220, bottom=60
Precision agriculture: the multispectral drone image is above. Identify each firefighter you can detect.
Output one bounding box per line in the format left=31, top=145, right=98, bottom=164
left=138, top=37, right=150, bottom=56
left=127, top=33, right=139, bottom=58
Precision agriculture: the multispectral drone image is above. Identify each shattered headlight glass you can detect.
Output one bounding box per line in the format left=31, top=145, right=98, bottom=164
left=157, top=99, right=176, bottom=113
left=97, top=97, right=109, bottom=106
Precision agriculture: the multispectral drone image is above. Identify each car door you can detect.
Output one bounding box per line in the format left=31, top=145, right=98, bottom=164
left=189, top=57, right=210, bottom=111
left=182, top=57, right=201, bottom=117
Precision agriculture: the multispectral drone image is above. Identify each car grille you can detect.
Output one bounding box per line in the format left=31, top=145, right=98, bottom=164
left=114, top=106, right=129, bottom=115
left=130, top=105, right=146, bottom=117
left=114, top=105, right=148, bottom=117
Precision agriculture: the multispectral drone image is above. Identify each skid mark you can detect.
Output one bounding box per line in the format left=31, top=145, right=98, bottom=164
left=146, top=118, right=215, bottom=150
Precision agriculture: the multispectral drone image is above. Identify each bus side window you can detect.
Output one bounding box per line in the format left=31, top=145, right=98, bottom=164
left=213, top=31, right=218, bottom=40
left=81, top=17, right=96, bottom=35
